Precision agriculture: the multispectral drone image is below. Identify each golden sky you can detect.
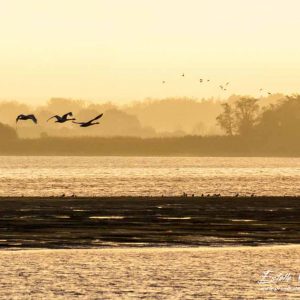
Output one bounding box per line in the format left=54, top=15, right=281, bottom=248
left=1, top=0, right=300, bottom=103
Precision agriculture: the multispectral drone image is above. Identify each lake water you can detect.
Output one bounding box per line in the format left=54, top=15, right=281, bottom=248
left=1, top=246, right=300, bottom=299
left=0, top=156, right=299, bottom=196
left=1, top=157, right=300, bottom=299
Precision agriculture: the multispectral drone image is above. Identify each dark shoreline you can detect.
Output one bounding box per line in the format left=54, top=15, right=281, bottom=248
left=1, top=134, right=300, bottom=156
left=0, top=196, right=300, bottom=249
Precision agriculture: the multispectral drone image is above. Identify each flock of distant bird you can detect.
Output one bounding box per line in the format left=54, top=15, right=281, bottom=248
left=14, top=74, right=272, bottom=127
left=162, top=73, right=273, bottom=95
left=181, top=192, right=255, bottom=198
left=16, top=112, right=104, bottom=127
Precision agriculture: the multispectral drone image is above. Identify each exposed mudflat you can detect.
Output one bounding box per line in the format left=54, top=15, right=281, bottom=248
left=0, top=196, right=299, bottom=248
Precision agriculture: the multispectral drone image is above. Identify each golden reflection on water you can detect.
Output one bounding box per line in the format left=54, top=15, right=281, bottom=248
left=0, top=156, right=299, bottom=196
left=0, top=246, right=300, bottom=299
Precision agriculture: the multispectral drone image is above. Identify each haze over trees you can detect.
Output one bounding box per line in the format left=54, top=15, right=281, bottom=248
left=0, top=94, right=284, bottom=138
left=0, top=123, right=17, bottom=141
left=214, top=94, right=300, bottom=155
left=216, top=95, right=300, bottom=137
left=217, top=97, right=260, bottom=136
left=0, top=93, right=300, bottom=156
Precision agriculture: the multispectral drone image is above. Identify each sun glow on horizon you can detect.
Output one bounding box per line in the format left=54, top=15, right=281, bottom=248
left=1, top=0, right=300, bottom=103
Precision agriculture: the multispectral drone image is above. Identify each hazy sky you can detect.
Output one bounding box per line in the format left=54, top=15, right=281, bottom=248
left=1, top=0, right=300, bottom=104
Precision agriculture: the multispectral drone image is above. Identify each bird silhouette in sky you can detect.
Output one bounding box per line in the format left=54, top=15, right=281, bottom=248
left=220, top=84, right=229, bottom=91
left=73, top=114, right=103, bottom=127
left=47, top=112, right=75, bottom=123
left=16, top=114, right=37, bottom=124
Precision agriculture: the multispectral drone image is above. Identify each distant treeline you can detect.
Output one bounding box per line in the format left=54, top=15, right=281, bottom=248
left=0, top=94, right=283, bottom=138
left=0, top=94, right=300, bottom=156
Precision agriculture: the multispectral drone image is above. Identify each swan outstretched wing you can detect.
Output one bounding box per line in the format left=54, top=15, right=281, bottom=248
left=89, top=113, right=103, bottom=123
left=16, top=114, right=37, bottom=124
left=16, top=114, right=23, bottom=123
left=47, top=115, right=59, bottom=122
left=72, top=114, right=103, bottom=126
left=28, top=114, right=37, bottom=124
left=62, top=112, right=73, bottom=119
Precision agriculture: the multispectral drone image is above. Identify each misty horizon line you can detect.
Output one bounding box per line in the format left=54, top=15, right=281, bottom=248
left=0, top=93, right=291, bottom=139
left=0, top=92, right=289, bottom=107
left=0, top=91, right=288, bottom=106
left=0, top=93, right=299, bottom=156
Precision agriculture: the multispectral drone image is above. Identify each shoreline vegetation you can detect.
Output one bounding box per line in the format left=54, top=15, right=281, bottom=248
left=0, top=135, right=300, bottom=156
left=0, top=196, right=299, bottom=249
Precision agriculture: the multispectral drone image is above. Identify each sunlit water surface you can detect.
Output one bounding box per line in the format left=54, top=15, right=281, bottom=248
left=1, top=246, right=300, bottom=299
left=0, top=156, right=299, bottom=196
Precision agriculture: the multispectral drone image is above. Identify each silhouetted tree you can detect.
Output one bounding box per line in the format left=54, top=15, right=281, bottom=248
left=216, top=103, right=234, bottom=135
left=234, top=97, right=259, bottom=136
left=255, top=95, right=300, bottom=141
left=217, top=97, right=259, bottom=136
